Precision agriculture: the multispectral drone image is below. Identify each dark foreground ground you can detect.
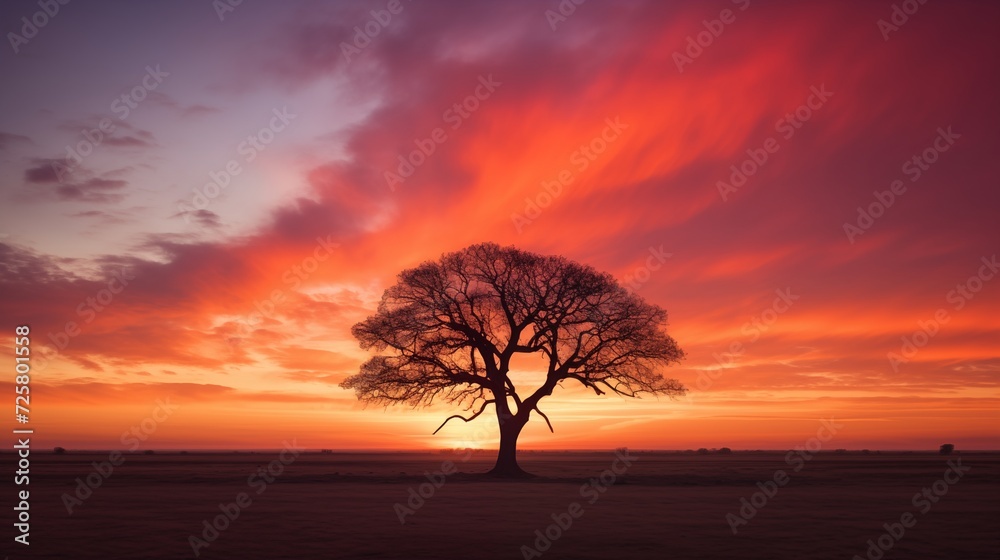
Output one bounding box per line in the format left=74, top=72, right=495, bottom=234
left=3, top=451, right=998, bottom=559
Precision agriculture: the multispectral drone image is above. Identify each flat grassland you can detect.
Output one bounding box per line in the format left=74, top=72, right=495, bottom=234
left=7, top=451, right=999, bottom=559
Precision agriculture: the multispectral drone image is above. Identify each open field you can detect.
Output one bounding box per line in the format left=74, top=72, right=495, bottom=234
left=6, top=451, right=999, bottom=559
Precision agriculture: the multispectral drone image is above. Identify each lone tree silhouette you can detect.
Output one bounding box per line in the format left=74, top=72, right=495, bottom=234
left=341, top=243, right=685, bottom=477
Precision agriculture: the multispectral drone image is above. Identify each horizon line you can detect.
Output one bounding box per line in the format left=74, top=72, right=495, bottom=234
left=11, top=448, right=996, bottom=454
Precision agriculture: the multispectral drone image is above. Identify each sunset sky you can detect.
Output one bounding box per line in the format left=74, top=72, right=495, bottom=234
left=1, top=0, right=997, bottom=452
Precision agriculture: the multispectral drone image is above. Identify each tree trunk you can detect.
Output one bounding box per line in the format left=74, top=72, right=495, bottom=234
left=488, top=411, right=531, bottom=478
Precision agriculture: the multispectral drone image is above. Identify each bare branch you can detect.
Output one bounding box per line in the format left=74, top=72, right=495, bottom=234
left=533, top=403, right=555, bottom=433
left=432, top=399, right=495, bottom=434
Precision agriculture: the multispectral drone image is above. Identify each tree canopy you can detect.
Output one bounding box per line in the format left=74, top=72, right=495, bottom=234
left=341, top=242, right=685, bottom=475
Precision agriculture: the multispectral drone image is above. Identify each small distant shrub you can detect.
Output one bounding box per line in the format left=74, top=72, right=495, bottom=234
left=143, top=449, right=155, bottom=455
left=939, top=444, right=955, bottom=455
left=53, top=446, right=66, bottom=455
left=696, top=448, right=709, bottom=455
left=719, top=447, right=732, bottom=454
left=834, top=449, right=847, bottom=454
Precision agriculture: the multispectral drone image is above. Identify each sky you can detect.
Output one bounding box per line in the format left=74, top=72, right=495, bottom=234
left=0, top=0, right=998, bottom=452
